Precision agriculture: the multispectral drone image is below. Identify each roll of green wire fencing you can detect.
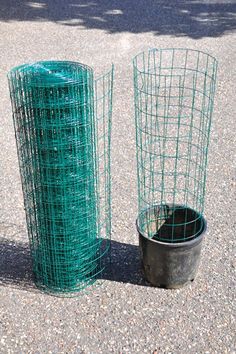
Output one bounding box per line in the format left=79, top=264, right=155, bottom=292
left=133, top=49, right=217, bottom=243
left=8, top=61, right=113, bottom=294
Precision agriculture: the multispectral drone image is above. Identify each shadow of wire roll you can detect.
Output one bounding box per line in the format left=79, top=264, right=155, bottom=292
left=133, top=49, right=217, bottom=288
left=8, top=61, right=113, bottom=295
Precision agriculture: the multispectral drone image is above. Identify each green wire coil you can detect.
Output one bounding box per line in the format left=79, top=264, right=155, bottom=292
left=8, top=61, right=113, bottom=294
left=133, top=49, right=217, bottom=243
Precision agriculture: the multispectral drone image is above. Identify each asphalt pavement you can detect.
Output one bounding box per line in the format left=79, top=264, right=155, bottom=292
left=0, top=1, right=235, bottom=353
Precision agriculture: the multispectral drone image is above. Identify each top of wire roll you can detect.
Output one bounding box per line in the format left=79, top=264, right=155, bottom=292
left=8, top=60, right=93, bottom=87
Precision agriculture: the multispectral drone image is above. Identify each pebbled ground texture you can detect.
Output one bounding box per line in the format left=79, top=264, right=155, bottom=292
left=0, top=1, right=235, bottom=353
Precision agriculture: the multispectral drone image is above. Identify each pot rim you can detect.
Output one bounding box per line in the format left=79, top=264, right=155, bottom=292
left=136, top=204, right=207, bottom=248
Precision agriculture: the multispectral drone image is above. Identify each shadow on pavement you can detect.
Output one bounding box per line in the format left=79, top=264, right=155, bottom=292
left=0, top=237, right=37, bottom=292
left=0, top=0, right=235, bottom=39
left=101, top=239, right=147, bottom=286
left=0, top=237, right=147, bottom=293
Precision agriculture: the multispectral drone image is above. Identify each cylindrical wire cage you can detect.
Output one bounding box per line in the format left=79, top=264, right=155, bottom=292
left=8, top=60, right=113, bottom=294
left=133, top=48, right=217, bottom=243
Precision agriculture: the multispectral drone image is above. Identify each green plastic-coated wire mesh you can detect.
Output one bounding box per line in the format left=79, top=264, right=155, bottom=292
left=8, top=61, right=113, bottom=294
left=133, top=49, right=217, bottom=243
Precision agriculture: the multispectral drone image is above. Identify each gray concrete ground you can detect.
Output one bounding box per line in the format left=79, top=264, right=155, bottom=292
left=0, top=1, right=235, bottom=353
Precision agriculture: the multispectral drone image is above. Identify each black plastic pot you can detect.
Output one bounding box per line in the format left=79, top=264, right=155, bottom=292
left=137, top=205, right=207, bottom=288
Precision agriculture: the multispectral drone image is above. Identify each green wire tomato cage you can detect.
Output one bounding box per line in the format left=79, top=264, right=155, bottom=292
left=133, top=49, right=218, bottom=243
left=8, top=61, right=113, bottom=294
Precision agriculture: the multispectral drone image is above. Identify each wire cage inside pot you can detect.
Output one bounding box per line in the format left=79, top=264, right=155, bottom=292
left=133, top=49, right=217, bottom=243
left=8, top=61, right=113, bottom=294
